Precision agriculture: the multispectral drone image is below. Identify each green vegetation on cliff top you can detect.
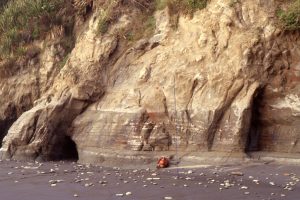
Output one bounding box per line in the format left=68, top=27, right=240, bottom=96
left=0, top=0, right=209, bottom=59
left=97, top=0, right=209, bottom=35
left=1, top=0, right=299, bottom=61
left=156, top=0, right=208, bottom=12
left=0, top=0, right=74, bottom=60
left=277, top=0, right=300, bottom=30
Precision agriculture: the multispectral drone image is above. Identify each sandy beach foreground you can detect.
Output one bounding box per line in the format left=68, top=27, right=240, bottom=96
left=0, top=160, right=299, bottom=200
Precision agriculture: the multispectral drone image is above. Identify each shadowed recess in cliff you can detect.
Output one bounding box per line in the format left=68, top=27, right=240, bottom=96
left=46, top=135, right=79, bottom=161
left=0, top=120, right=14, bottom=148
left=0, top=104, right=17, bottom=148
left=246, top=88, right=264, bottom=152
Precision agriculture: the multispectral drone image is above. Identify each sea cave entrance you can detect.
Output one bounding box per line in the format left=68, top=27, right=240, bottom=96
left=246, top=88, right=264, bottom=152
left=47, top=135, right=79, bottom=161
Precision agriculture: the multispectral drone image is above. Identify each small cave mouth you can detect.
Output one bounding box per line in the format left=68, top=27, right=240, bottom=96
left=61, top=135, right=79, bottom=161
left=0, top=105, right=17, bottom=148
left=0, top=120, right=15, bottom=148
left=47, top=135, right=79, bottom=161
left=246, top=88, right=264, bottom=152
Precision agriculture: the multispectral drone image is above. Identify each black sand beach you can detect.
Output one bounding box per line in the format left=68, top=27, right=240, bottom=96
left=0, top=160, right=299, bottom=200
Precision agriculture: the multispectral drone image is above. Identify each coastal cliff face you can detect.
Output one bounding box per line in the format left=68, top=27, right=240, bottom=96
left=0, top=0, right=299, bottom=163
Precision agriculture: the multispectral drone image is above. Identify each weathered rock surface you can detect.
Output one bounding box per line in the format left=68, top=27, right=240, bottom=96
left=0, top=41, right=68, bottom=147
left=0, top=0, right=300, bottom=163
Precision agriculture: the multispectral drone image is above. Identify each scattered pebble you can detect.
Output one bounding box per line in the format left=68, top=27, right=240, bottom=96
left=240, top=186, right=248, bottom=190
left=231, top=172, right=244, bottom=176
left=125, top=192, right=132, bottom=196
left=84, top=183, right=94, bottom=187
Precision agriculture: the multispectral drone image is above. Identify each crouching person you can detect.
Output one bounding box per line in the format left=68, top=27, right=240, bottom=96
left=157, top=156, right=169, bottom=168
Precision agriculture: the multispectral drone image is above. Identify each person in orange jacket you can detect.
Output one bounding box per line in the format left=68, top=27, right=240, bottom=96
left=157, top=156, right=169, bottom=168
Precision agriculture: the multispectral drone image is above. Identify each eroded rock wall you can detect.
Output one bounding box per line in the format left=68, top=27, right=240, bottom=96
left=255, top=34, right=300, bottom=153
left=0, top=41, right=69, bottom=146
left=1, top=0, right=300, bottom=163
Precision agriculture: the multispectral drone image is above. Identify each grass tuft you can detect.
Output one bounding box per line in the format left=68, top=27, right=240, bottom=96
left=154, top=0, right=208, bottom=28
left=168, top=0, right=208, bottom=14
left=277, top=0, right=300, bottom=31
left=96, top=0, right=119, bottom=35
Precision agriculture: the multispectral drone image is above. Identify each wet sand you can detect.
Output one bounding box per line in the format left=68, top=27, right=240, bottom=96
left=0, top=160, right=299, bottom=200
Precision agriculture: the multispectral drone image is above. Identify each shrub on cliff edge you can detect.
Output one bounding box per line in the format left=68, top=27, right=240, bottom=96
left=155, top=0, right=208, bottom=28
left=0, top=0, right=73, bottom=59
left=156, top=0, right=208, bottom=13
left=277, top=0, right=300, bottom=30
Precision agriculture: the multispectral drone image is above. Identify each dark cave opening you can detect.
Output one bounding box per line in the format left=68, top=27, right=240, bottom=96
left=0, top=120, right=14, bottom=148
left=246, top=88, right=264, bottom=152
left=47, top=135, right=79, bottom=161
left=0, top=105, right=17, bottom=148
left=61, top=135, right=79, bottom=161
